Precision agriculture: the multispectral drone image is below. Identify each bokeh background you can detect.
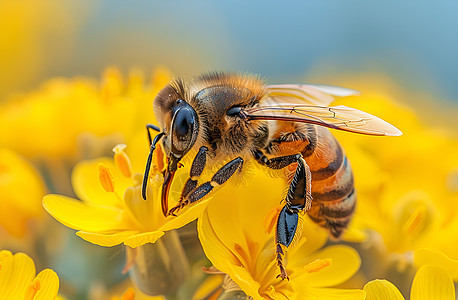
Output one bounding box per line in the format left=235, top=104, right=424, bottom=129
left=2, top=1, right=458, bottom=103
left=1, top=1, right=457, bottom=299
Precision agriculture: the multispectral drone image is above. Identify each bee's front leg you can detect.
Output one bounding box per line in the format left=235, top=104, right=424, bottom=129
left=167, top=151, right=243, bottom=216
left=254, top=150, right=312, bottom=280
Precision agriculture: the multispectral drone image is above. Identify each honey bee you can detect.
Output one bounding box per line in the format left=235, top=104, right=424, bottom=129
left=142, top=73, right=401, bottom=280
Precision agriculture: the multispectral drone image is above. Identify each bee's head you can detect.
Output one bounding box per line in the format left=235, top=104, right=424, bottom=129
left=153, top=80, right=199, bottom=172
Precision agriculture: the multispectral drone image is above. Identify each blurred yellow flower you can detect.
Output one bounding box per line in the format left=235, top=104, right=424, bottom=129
left=0, top=0, right=86, bottom=96
left=364, top=265, right=455, bottom=300
left=0, top=250, right=59, bottom=299
left=43, top=144, right=211, bottom=248
left=327, top=76, right=458, bottom=261
left=414, top=248, right=458, bottom=281
left=198, top=169, right=365, bottom=300
left=0, top=67, right=171, bottom=195
left=0, top=148, right=46, bottom=237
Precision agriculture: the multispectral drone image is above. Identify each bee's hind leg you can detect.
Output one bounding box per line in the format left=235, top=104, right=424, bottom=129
left=167, top=148, right=243, bottom=216
left=254, top=150, right=312, bottom=280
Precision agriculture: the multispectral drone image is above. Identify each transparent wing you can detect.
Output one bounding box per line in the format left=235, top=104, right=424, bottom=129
left=244, top=104, right=402, bottom=136
left=267, top=84, right=360, bottom=106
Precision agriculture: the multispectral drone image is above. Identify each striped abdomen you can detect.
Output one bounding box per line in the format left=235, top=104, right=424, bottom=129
left=303, top=126, right=356, bottom=239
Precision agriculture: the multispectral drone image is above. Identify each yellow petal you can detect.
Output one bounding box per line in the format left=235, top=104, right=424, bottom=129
left=0, top=250, right=13, bottom=264
left=299, top=287, right=366, bottom=300
left=30, top=269, right=59, bottom=300
left=226, top=265, right=263, bottom=300
left=76, top=231, right=139, bottom=247
left=202, top=169, right=284, bottom=255
left=72, top=158, right=132, bottom=206
left=294, top=245, right=361, bottom=287
left=160, top=196, right=212, bottom=232
left=411, top=265, right=455, bottom=300
left=0, top=252, right=35, bottom=299
left=364, top=279, right=404, bottom=300
left=414, top=248, right=458, bottom=281
left=197, top=211, right=242, bottom=272
left=43, top=194, right=125, bottom=232
left=192, top=274, right=223, bottom=300
left=123, top=231, right=165, bottom=248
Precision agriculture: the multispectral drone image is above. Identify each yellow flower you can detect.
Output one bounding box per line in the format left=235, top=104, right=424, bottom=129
left=364, top=265, right=455, bottom=300
left=414, top=248, right=458, bottom=281
left=323, top=75, right=458, bottom=260
left=0, top=67, right=171, bottom=195
left=0, top=148, right=46, bottom=237
left=43, top=144, right=211, bottom=248
left=0, top=0, right=85, bottom=96
left=197, top=169, right=365, bottom=300
left=0, top=250, right=59, bottom=299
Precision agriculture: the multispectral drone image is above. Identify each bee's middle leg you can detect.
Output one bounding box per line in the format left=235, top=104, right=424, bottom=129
left=167, top=150, right=243, bottom=216
left=254, top=150, right=312, bottom=280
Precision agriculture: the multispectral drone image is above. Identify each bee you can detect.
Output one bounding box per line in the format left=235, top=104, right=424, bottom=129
left=142, top=73, right=401, bottom=280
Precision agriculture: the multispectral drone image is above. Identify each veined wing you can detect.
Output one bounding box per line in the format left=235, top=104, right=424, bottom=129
left=267, top=84, right=360, bottom=106
left=244, top=104, right=402, bottom=136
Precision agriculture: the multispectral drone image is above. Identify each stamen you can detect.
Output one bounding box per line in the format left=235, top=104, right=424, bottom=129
left=263, top=205, right=282, bottom=234
left=24, top=278, right=41, bottom=300
left=98, top=163, right=115, bottom=193
left=152, top=143, right=166, bottom=173
left=304, top=258, right=332, bottom=273
left=113, top=144, right=133, bottom=178
left=403, top=205, right=426, bottom=235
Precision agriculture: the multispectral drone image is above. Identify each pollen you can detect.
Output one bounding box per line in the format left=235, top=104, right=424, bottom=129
left=304, top=258, right=332, bottom=273
left=24, top=278, right=41, bottom=300
left=98, top=163, right=115, bottom=193
left=402, top=205, right=426, bottom=236
left=113, top=144, right=133, bottom=178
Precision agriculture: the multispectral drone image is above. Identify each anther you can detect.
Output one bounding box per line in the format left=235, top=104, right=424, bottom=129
left=304, top=258, right=332, bottom=273
left=98, top=163, right=115, bottom=193
left=113, top=144, right=133, bottom=178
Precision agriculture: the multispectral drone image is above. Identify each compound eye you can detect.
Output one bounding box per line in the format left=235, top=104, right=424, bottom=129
left=171, top=104, right=198, bottom=155
left=173, top=109, right=193, bottom=140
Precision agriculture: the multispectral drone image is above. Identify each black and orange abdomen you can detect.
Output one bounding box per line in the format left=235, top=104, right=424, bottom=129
left=303, top=126, right=356, bottom=239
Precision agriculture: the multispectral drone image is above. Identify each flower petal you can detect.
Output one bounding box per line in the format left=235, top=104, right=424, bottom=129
left=202, top=169, right=284, bottom=257
left=294, top=244, right=361, bottom=287
left=160, top=197, right=212, bottom=232
left=0, top=252, right=35, bottom=299
left=197, top=210, right=244, bottom=273
left=364, top=279, right=404, bottom=300
left=411, top=265, right=455, bottom=300
left=414, top=248, right=458, bottom=281
left=33, top=269, right=59, bottom=300
left=43, top=194, right=125, bottom=232
left=226, top=265, right=263, bottom=300
left=76, top=231, right=139, bottom=247
left=123, top=231, right=165, bottom=248
left=297, top=286, right=366, bottom=300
